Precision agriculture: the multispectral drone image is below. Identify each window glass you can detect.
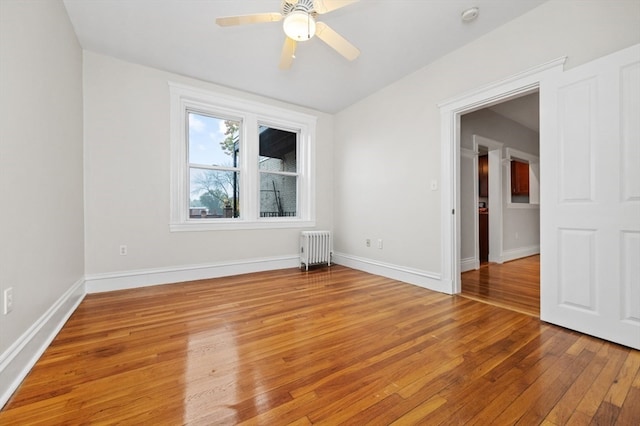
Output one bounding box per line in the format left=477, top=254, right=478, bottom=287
left=188, top=112, right=240, bottom=219
left=188, top=113, right=239, bottom=166
left=260, top=173, right=297, bottom=217
left=258, top=126, right=297, bottom=172
left=189, top=169, right=240, bottom=218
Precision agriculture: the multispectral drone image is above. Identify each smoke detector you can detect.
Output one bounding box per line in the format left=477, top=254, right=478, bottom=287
left=461, top=7, right=479, bottom=22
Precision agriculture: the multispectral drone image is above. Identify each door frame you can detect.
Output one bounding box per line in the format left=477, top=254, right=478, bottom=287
left=472, top=135, right=504, bottom=265
left=438, top=57, right=566, bottom=294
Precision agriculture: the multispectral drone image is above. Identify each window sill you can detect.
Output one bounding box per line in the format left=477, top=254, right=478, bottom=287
left=170, top=219, right=316, bottom=232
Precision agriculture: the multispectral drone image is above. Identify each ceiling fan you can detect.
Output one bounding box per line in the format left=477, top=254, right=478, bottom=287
left=216, top=0, right=360, bottom=69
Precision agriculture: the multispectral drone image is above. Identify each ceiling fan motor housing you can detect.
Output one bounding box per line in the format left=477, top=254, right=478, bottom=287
left=282, top=0, right=317, bottom=17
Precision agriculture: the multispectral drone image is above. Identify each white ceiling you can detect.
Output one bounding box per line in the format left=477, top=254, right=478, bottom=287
left=62, top=0, right=547, bottom=113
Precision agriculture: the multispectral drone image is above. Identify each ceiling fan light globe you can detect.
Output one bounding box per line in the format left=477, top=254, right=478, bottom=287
left=283, top=11, right=316, bottom=41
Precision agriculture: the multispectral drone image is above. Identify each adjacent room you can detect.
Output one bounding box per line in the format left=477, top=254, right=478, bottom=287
left=1, top=0, right=639, bottom=423
left=459, top=92, right=541, bottom=316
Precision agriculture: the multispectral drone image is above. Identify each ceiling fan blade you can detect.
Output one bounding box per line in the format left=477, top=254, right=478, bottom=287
left=216, top=13, right=282, bottom=27
left=279, top=37, right=297, bottom=69
left=313, top=0, right=359, bottom=14
left=315, top=22, right=360, bottom=61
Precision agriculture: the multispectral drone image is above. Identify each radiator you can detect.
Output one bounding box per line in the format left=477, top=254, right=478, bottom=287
left=300, top=231, right=332, bottom=271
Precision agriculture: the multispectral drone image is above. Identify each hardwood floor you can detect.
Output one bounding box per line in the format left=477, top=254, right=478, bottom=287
left=2, top=265, right=638, bottom=425
left=461, top=255, right=540, bottom=317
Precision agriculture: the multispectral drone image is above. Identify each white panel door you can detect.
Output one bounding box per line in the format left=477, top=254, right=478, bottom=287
left=540, top=44, right=640, bottom=349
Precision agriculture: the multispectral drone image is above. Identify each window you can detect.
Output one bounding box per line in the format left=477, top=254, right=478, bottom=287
left=506, top=148, right=539, bottom=207
left=170, top=83, right=316, bottom=231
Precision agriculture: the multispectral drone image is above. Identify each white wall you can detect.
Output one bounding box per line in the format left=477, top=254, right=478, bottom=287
left=333, top=0, right=640, bottom=285
left=460, top=108, right=540, bottom=263
left=0, top=0, right=84, bottom=401
left=83, top=52, right=334, bottom=280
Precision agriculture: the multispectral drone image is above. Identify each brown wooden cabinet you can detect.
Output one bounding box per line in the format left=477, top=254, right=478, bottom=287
left=479, top=212, right=489, bottom=262
left=511, top=160, right=529, bottom=196
left=478, top=154, right=488, bottom=197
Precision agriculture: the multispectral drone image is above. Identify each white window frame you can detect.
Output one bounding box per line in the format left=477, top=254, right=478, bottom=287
left=169, top=82, right=316, bottom=231
left=505, top=147, right=540, bottom=209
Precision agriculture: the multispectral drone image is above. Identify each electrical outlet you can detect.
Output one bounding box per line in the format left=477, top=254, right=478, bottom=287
left=119, top=245, right=128, bottom=256
left=366, top=239, right=371, bottom=247
left=377, top=239, right=383, bottom=249
left=4, top=287, right=13, bottom=314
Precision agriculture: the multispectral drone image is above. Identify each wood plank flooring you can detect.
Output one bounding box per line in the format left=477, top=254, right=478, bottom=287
left=1, top=265, right=638, bottom=425
left=461, top=255, right=540, bottom=317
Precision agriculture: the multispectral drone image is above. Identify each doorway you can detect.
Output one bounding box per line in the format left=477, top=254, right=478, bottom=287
left=440, top=47, right=638, bottom=348
left=437, top=57, right=564, bottom=296
left=458, top=92, right=541, bottom=315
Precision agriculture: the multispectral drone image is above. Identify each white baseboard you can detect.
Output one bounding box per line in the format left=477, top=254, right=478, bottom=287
left=85, top=255, right=300, bottom=293
left=501, top=245, right=540, bottom=263
left=0, top=277, right=85, bottom=409
left=459, top=247, right=538, bottom=273
left=332, top=252, right=447, bottom=293
left=460, top=257, right=479, bottom=272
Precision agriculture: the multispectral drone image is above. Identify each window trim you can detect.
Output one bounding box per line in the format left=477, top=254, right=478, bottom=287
left=169, top=82, right=316, bottom=231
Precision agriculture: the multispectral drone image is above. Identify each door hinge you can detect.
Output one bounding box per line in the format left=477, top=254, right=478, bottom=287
left=452, top=209, right=455, bottom=215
